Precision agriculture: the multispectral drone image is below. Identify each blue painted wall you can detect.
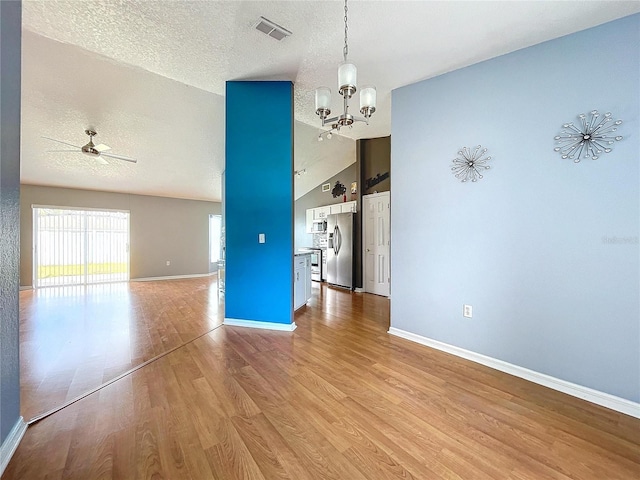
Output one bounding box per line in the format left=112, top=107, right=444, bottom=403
left=1, top=0, right=22, bottom=443
left=391, top=15, right=639, bottom=402
left=225, top=81, right=294, bottom=325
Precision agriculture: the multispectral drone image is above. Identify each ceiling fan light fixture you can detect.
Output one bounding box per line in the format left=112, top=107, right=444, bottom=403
left=82, top=148, right=98, bottom=157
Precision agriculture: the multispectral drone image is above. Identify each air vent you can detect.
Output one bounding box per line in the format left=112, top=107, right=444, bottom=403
left=255, top=16, right=292, bottom=41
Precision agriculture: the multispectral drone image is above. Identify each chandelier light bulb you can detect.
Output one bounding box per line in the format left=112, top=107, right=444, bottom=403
left=315, top=87, right=331, bottom=111
left=338, top=62, right=357, bottom=97
left=327, top=132, right=333, bottom=139
left=360, top=86, right=376, bottom=108
left=359, top=86, right=376, bottom=118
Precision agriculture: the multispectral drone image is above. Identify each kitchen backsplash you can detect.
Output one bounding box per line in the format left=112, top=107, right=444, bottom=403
left=312, top=233, right=327, bottom=249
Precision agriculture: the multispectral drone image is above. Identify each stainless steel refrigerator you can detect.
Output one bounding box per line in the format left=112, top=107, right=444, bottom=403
left=326, top=212, right=354, bottom=289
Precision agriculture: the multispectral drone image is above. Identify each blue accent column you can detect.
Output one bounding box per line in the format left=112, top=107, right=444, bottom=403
left=224, top=81, right=294, bottom=327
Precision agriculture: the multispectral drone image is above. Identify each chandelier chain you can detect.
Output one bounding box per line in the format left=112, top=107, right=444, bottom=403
left=343, top=0, right=348, bottom=62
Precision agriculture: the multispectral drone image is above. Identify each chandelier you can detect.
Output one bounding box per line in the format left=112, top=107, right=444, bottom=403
left=315, top=0, right=376, bottom=141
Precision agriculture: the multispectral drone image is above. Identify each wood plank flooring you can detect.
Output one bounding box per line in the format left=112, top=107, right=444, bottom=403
left=19, top=277, right=221, bottom=421
left=6, top=281, right=639, bottom=479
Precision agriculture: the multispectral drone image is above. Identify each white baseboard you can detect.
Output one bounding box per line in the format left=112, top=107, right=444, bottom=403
left=19, top=286, right=33, bottom=291
left=356, top=288, right=391, bottom=298
left=0, top=417, right=27, bottom=476
left=132, top=272, right=215, bottom=282
left=388, top=327, right=640, bottom=419
left=224, top=318, right=297, bottom=332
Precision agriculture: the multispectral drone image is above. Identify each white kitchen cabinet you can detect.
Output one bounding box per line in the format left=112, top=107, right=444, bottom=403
left=306, top=202, right=357, bottom=234
left=329, top=204, right=343, bottom=215
left=305, top=209, right=315, bottom=233
left=294, top=254, right=312, bottom=310
left=342, top=201, right=357, bottom=213
left=331, top=201, right=357, bottom=214
left=314, top=206, right=331, bottom=220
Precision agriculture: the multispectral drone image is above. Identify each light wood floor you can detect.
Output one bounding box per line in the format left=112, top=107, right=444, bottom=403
left=19, top=277, right=221, bottom=421
left=5, top=281, right=639, bottom=479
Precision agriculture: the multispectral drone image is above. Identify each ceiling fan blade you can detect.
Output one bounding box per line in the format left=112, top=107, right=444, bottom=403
left=46, top=149, right=81, bottom=153
left=101, top=152, right=137, bottom=163
left=95, top=157, right=109, bottom=165
left=42, top=136, right=81, bottom=149
left=94, top=143, right=111, bottom=152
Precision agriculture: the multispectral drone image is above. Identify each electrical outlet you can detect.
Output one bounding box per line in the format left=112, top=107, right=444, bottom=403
left=166, top=260, right=171, bottom=266
left=463, top=304, right=472, bottom=318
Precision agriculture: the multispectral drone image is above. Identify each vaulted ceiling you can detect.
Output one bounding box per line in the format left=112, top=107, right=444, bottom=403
left=20, top=0, right=640, bottom=201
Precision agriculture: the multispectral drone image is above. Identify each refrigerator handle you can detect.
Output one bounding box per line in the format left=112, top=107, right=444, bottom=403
left=335, top=226, right=341, bottom=255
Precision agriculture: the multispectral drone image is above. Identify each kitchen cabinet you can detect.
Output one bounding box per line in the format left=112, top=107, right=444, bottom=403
left=294, top=253, right=312, bottom=310
left=305, top=209, right=315, bottom=233
left=329, top=204, right=343, bottom=215
left=342, top=201, right=357, bottom=213
left=305, top=202, right=357, bottom=233
left=314, top=206, right=331, bottom=220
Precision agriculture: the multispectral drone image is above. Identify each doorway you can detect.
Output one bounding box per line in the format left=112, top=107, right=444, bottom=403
left=363, top=191, right=390, bottom=296
left=33, top=206, right=130, bottom=287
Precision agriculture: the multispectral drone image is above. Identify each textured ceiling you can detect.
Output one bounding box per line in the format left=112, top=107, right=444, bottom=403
left=20, top=0, right=640, bottom=201
left=21, top=30, right=226, bottom=201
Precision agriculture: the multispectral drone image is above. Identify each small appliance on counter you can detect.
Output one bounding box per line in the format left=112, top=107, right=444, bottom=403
left=298, top=248, right=323, bottom=282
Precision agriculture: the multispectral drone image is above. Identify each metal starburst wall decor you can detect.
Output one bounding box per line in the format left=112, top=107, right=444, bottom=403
left=451, top=145, right=491, bottom=182
left=554, top=110, right=623, bottom=162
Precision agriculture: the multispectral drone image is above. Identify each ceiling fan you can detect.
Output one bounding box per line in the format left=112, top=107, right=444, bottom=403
left=43, top=129, right=137, bottom=164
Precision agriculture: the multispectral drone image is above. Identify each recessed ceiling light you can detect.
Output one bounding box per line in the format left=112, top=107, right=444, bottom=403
left=255, top=16, right=292, bottom=41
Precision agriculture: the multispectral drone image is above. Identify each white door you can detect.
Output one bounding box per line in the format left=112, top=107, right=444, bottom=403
left=363, top=192, right=390, bottom=296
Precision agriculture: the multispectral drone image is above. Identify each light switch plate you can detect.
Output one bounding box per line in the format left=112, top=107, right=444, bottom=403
left=258, top=233, right=265, bottom=243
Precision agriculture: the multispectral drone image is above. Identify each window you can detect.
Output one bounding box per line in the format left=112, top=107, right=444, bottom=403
left=33, top=206, right=130, bottom=287
left=209, top=214, right=222, bottom=263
